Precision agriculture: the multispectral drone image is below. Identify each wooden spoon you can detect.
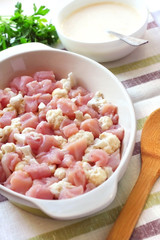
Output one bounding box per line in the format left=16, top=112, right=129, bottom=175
left=106, top=108, right=160, bottom=240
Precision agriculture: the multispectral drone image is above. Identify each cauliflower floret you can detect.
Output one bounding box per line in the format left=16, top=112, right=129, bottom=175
left=9, top=92, right=25, bottom=114
left=1, top=140, right=38, bottom=164
left=86, top=166, right=107, bottom=186
left=3, top=105, right=15, bottom=113
left=83, top=144, right=94, bottom=155
left=52, top=88, right=68, bottom=98
left=103, top=166, right=113, bottom=178
left=46, top=108, right=67, bottom=130
left=74, top=110, right=91, bottom=122
left=60, top=72, right=75, bottom=91
left=53, top=135, right=67, bottom=148
left=4, top=88, right=16, bottom=98
left=87, top=91, right=107, bottom=112
left=82, top=153, right=90, bottom=162
left=15, top=129, right=35, bottom=144
left=16, top=145, right=37, bottom=163
left=94, top=132, right=120, bottom=154
left=0, top=126, right=13, bottom=142
left=11, top=117, right=22, bottom=131
left=68, top=130, right=94, bottom=146
left=0, top=118, right=21, bottom=142
left=84, top=113, right=92, bottom=120
left=9, top=92, right=23, bottom=107
left=1, top=143, right=16, bottom=154
left=15, top=161, right=27, bottom=171
left=49, top=179, right=73, bottom=198
left=98, top=116, right=113, bottom=131
left=38, top=102, right=46, bottom=111
left=74, top=110, right=91, bottom=127
left=74, top=110, right=84, bottom=122
left=22, top=127, right=35, bottom=134
left=54, top=167, right=66, bottom=180
left=14, top=133, right=26, bottom=145
left=82, top=162, right=92, bottom=172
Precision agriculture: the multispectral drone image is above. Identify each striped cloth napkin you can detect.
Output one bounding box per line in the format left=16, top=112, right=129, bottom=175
left=1, top=12, right=160, bottom=240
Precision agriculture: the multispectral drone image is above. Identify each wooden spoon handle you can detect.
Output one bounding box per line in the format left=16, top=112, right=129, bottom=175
left=106, top=162, right=159, bottom=240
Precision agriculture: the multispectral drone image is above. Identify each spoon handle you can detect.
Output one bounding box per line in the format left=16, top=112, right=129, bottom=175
left=106, top=161, right=159, bottom=240
left=107, top=30, right=148, bottom=46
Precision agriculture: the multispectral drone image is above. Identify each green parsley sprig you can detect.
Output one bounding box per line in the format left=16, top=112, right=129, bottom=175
left=0, top=2, right=59, bottom=51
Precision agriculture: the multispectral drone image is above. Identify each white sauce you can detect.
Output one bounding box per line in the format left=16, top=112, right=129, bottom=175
left=60, top=2, right=143, bottom=43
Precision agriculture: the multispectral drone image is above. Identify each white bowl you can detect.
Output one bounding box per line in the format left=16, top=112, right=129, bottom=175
left=54, top=0, right=148, bottom=62
left=0, top=43, right=136, bottom=219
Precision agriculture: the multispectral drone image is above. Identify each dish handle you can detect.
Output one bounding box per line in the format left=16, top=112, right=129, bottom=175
left=26, top=176, right=119, bottom=220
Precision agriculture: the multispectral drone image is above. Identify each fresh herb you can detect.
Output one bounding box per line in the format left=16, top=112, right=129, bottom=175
left=0, top=2, right=59, bottom=51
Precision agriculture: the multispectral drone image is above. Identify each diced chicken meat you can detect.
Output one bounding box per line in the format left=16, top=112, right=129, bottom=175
left=0, top=70, right=124, bottom=200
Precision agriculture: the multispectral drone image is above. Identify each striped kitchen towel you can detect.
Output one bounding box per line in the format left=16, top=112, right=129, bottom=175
left=1, top=12, right=160, bottom=240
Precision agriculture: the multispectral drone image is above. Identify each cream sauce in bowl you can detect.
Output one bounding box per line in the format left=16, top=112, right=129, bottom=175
left=60, top=2, right=143, bottom=43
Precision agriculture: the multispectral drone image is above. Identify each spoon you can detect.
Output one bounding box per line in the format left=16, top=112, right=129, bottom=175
left=106, top=30, right=148, bottom=46
left=106, top=108, right=160, bottom=240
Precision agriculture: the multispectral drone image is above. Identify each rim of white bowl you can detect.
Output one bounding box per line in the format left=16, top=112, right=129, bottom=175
left=0, top=45, right=137, bottom=219
left=54, top=0, right=149, bottom=45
